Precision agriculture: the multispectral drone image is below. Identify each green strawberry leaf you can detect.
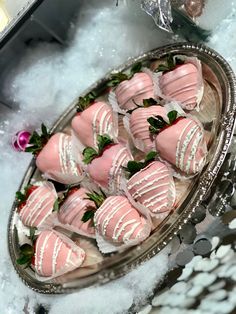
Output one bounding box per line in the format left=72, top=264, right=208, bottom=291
left=15, top=191, right=26, bottom=203
left=53, top=199, right=60, bottom=212
left=147, top=116, right=169, bottom=134
left=125, top=151, right=157, bottom=178
left=97, top=134, right=113, bottom=154
left=155, top=64, right=170, bottom=72
left=81, top=210, right=95, bottom=223
left=145, top=151, right=157, bottom=163
left=16, top=255, right=31, bottom=266
left=155, top=54, right=185, bottom=73
left=143, top=98, right=159, bottom=107
left=167, top=54, right=175, bottom=69
left=82, top=147, right=99, bottom=164
left=76, top=92, right=97, bottom=112
left=107, top=72, right=129, bottom=87
left=25, top=124, right=51, bottom=156
left=130, top=62, right=142, bottom=75
left=17, top=243, right=34, bottom=266
left=167, top=110, right=178, bottom=124
left=86, top=190, right=106, bottom=208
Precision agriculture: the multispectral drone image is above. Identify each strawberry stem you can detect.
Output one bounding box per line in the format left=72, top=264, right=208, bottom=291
left=124, top=151, right=157, bottom=178
left=82, top=134, right=113, bottom=164
left=24, top=124, right=51, bottom=156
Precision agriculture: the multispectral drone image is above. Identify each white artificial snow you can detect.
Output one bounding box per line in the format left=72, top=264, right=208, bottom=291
left=1, top=0, right=236, bottom=313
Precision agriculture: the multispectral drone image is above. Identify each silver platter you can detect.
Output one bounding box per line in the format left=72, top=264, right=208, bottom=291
left=8, top=42, right=236, bottom=294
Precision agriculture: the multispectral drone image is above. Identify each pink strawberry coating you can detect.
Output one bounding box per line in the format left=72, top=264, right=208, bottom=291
left=155, top=117, right=207, bottom=174
left=71, top=101, right=116, bottom=148
left=34, top=230, right=85, bottom=277
left=115, top=73, right=155, bottom=111
left=129, top=106, right=167, bottom=152
left=19, top=182, right=57, bottom=228
left=87, top=143, right=133, bottom=192
left=159, top=63, right=199, bottom=110
left=58, top=187, right=95, bottom=237
left=94, top=195, right=150, bottom=244
left=36, top=133, right=82, bottom=184
left=127, top=161, right=175, bottom=214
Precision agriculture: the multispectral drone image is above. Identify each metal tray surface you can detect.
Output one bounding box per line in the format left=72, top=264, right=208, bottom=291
left=8, top=42, right=236, bottom=293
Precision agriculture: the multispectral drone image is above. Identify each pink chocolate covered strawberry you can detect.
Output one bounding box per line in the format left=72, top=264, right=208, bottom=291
left=83, top=135, right=133, bottom=193
left=128, top=98, right=167, bottom=152
left=108, top=62, right=155, bottom=112
left=16, top=181, right=57, bottom=229
left=71, top=92, right=118, bottom=149
left=94, top=195, right=150, bottom=248
left=126, top=154, right=175, bottom=216
left=25, top=124, right=83, bottom=184
left=148, top=110, right=207, bottom=174
left=155, top=55, right=203, bottom=110
left=57, top=187, right=97, bottom=238
left=16, top=230, right=85, bottom=278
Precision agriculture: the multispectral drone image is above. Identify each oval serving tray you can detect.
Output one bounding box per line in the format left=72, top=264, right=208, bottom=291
left=8, top=42, right=236, bottom=294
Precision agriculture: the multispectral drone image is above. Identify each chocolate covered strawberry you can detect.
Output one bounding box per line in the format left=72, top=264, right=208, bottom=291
left=128, top=98, right=167, bottom=152
left=71, top=92, right=118, bottom=149
left=16, top=181, right=57, bottom=229
left=125, top=153, right=176, bottom=216
left=94, top=195, right=150, bottom=248
left=83, top=135, right=133, bottom=193
left=155, top=55, right=203, bottom=110
left=108, top=62, right=155, bottom=112
left=17, top=230, right=85, bottom=278
left=25, top=124, right=83, bottom=184
left=57, top=187, right=97, bottom=238
left=148, top=111, right=207, bottom=174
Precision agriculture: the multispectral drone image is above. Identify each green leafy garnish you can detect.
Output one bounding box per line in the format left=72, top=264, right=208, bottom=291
left=15, top=185, right=36, bottom=208
left=130, top=62, right=142, bottom=76
left=82, top=147, right=99, bottom=165
left=124, top=151, right=157, bottom=178
left=76, top=91, right=97, bottom=112
left=53, top=198, right=60, bottom=212
left=81, top=210, right=95, bottom=223
left=52, top=185, right=80, bottom=212
left=86, top=190, right=106, bottom=208
left=97, top=134, right=113, bottom=153
left=15, top=191, right=26, bottom=204
left=16, top=243, right=34, bottom=267
left=155, top=54, right=185, bottom=73
left=143, top=98, right=159, bottom=107
left=167, top=110, right=178, bottom=124
left=148, top=110, right=180, bottom=134
left=107, top=62, right=143, bottom=87
left=25, top=124, right=51, bottom=156
left=82, top=134, right=114, bottom=164
left=81, top=190, right=106, bottom=223
left=107, top=72, right=129, bottom=87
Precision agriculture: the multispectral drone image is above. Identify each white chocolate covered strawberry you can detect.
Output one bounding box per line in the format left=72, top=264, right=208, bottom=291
left=154, top=56, right=203, bottom=110
left=94, top=195, right=150, bottom=246
left=148, top=111, right=207, bottom=174
left=57, top=187, right=96, bottom=237
left=126, top=159, right=175, bottom=215
left=17, top=182, right=57, bottom=229
left=71, top=94, right=118, bottom=149
left=108, top=62, right=155, bottom=112
left=16, top=230, right=85, bottom=278
left=128, top=99, right=167, bottom=152
left=115, top=73, right=155, bottom=111
left=26, top=124, right=83, bottom=184
left=83, top=135, right=133, bottom=193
